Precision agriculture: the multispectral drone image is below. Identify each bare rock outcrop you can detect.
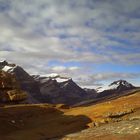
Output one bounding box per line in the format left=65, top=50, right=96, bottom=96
left=0, top=70, right=27, bottom=103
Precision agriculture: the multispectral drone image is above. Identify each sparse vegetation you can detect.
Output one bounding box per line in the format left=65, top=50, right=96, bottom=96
left=0, top=90, right=140, bottom=139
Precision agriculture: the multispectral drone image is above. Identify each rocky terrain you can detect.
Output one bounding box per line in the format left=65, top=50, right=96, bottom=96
left=62, top=119, right=140, bottom=140
left=96, top=80, right=136, bottom=98
left=61, top=89, right=140, bottom=140
left=33, top=74, right=92, bottom=105
left=96, top=80, right=135, bottom=93
left=74, top=80, right=137, bottom=106
left=0, top=70, right=27, bottom=104
left=0, top=61, right=94, bottom=105
left=0, top=61, right=41, bottom=103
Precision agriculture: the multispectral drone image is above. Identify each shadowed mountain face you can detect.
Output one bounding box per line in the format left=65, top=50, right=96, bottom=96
left=0, top=61, right=41, bottom=103
left=32, top=75, right=90, bottom=105
left=0, top=61, right=93, bottom=105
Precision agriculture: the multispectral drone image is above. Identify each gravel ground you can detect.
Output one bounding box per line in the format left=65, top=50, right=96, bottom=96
left=61, top=119, right=140, bottom=140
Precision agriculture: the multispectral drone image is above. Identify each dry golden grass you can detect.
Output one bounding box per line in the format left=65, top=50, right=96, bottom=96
left=65, top=91, right=140, bottom=123
left=0, top=90, right=140, bottom=140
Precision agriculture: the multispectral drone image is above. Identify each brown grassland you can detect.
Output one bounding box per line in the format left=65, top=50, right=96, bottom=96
left=0, top=90, right=140, bottom=140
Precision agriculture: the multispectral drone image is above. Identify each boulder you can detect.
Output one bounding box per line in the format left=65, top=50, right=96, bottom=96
left=0, top=70, right=27, bottom=103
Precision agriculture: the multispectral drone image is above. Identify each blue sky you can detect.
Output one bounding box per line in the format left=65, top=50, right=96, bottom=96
left=0, top=0, right=140, bottom=87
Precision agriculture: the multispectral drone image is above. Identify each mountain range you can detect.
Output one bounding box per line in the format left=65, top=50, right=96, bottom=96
left=0, top=60, right=138, bottom=106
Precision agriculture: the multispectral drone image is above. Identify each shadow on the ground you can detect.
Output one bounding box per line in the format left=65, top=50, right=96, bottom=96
left=0, top=105, right=92, bottom=140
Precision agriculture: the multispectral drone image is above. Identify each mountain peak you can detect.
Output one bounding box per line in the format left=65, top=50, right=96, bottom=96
left=109, top=79, right=134, bottom=89
left=38, top=73, right=72, bottom=83
left=0, top=60, right=8, bottom=67
left=0, top=61, right=17, bottom=71
left=96, top=80, right=135, bottom=93
left=41, top=73, right=59, bottom=78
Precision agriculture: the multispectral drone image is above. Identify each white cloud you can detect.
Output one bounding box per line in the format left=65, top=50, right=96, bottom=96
left=51, top=66, right=66, bottom=72
left=75, top=72, right=140, bottom=87
left=0, top=0, right=140, bottom=86
left=69, top=66, right=79, bottom=71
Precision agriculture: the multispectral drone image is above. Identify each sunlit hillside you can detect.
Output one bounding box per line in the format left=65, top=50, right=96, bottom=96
left=0, top=89, right=140, bottom=140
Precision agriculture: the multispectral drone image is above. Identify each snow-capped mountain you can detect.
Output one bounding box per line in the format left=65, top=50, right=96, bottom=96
left=96, top=80, right=136, bottom=98
left=109, top=80, right=134, bottom=89
left=32, top=74, right=90, bottom=105
left=1, top=60, right=33, bottom=81
left=1, top=61, right=137, bottom=105
left=0, top=61, right=93, bottom=105
left=0, top=61, right=41, bottom=103
left=33, top=73, right=71, bottom=84
left=2, top=65, right=16, bottom=73
left=96, top=80, right=135, bottom=93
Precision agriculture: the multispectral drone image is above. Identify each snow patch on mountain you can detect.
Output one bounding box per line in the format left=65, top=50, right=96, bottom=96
left=38, top=73, right=71, bottom=83
left=96, top=86, right=108, bottom=93
left=2, top=65, right=17, bottom=73
left=55, top=77, right=70, bottom=83
left=0, top=60, right=6, bottom=63
left=41, top=73, right=59, bottom=78
left=96, top=80, right=134, bottom=93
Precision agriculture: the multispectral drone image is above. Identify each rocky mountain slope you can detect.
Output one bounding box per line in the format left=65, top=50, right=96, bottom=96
left=0, top=70, right=27, bottom=103
left=0, top=61, right=93, bottom=105
left=73, top=81, right=137, bottom=107
left=33, top=74, right=91, bottom=105
left=0, top=61, right=41, bottom=103
left=96, top=80, right=136, bottom=98
left=96, top=80, right=135, bottom=93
